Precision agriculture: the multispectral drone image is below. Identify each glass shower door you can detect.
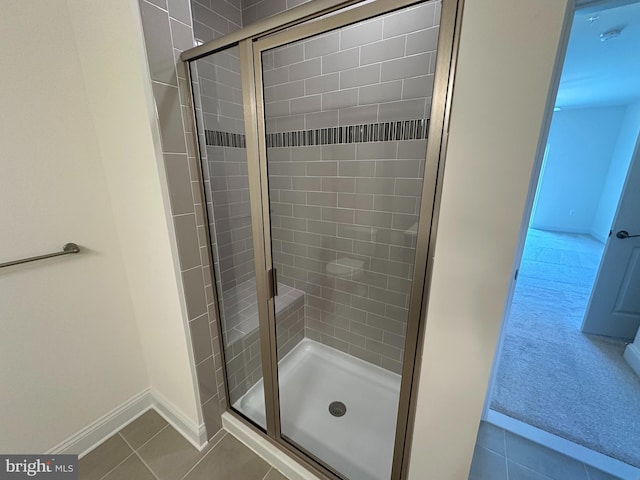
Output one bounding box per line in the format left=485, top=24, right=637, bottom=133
left=189, top=46, right=267, bottom=429
left=254, top=2, right=443, bottom=478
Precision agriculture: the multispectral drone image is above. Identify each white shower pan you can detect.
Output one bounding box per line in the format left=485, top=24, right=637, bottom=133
left=234, top=338, right=401, bottom=480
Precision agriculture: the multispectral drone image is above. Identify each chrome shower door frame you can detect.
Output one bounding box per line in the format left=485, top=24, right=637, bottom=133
left=182, top=0, right=464, bottom=477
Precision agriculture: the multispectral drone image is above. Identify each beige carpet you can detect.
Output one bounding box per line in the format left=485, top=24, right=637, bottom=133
left=490, top=229, right=640, bottom=468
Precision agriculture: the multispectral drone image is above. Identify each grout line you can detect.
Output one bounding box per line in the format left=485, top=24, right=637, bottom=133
left=503, top=428, right=509, bottom=480
left=162, top=150, right=190, bottom=155
left=133, top=424, right=170, bottom=451
left=261, top=467, right=273, bottom=480
left=143, top=0, right=168, bottom=13
left=507, top=460, right=557, bottom=480
left=179, top=431, right=228, bottom=480
left=118, top=429, right=167, bottom=480
left=133, top=450, right=162, bottom=480
left=152, top=79, right=180, bottom=89
left=584, top=463, right=592, bottom=480
left=116, top=432, right=137, bottom=451
left=196, top=353, right=215, bottom=367
left=96, top=450, right=135, bottom=480
left=169, top=16, right=193, bottom=30
left=503, top=427, right=508, bottom=455
left=504, top=449, right=510, bottom=479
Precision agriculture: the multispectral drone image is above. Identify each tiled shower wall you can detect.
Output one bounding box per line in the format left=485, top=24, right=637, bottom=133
left=264, top=2, right=441, bottom=373
left=191, top=0, right=242, bottom=44
left=224, top=286, right=305, bottom=401
left=190, top=2, right=254, bottom=293
left=242, top=0, right=312, bottom=27
left=137, top=0, right=231, bottom=439
left=262, top=3, right=439, bottom=133
left=194, top=51, right=255, bottom=293
left=189, top=1, right=266, bottom=408
left=191, top=47, right=260, bottom=406
left=268, top=142, right=427, bottom=374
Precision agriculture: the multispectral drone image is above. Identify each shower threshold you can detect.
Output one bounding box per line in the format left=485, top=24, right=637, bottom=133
left=233, top=338, right=401, bottom=480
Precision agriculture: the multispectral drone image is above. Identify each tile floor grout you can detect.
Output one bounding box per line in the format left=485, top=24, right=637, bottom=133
left=522, top=463, right=555, bottom=480
left=118, top=431, right=162, bottom=480
left=178, top=430, right=228, bottom=480
left=89, top=415, right=234, bottom=480
left=95, top=451, right=135, bottom=480
left=503, top=429, right=509, bottom=480
left=471, top=422, right=624, bottom=480
left=483, top=442, right=587, bottom=480
left=82, top=408, right=620, bottom=480
left=134, top=450, right=162, bottom=480
left=584, top=463, right=592, bottom=480
left=127, top=423, right=169, bottom=452
left=92, top=420, right=171, bottom=480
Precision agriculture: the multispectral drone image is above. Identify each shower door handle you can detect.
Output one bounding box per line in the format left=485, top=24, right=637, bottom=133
left=269, top=268, right=278, bottom=298
left=273, top=268, right=278, bottom=297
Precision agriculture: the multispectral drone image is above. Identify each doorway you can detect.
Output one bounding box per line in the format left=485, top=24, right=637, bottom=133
left=477, top=0, right=640, bottom=478
left=182, top=1, right=461, bottom=478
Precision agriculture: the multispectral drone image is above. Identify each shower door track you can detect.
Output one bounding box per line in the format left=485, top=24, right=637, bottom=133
left=181, top=0, right=464, bottom=478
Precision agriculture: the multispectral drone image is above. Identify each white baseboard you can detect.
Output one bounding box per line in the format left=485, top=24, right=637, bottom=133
left=529, top=224, right=592, bottom=236
left=47, top=389, right=153, bottom=458
left=47, top=388, right=207, bottom=458
left=487, top=410, right=640, bottom=480
left=624, top=343, right=640, bottom=379
left=222, top=412, right=321, bottom=480
left=590, top=229, right=609, bottom=244
left=150, top=388, right=207, bottom=451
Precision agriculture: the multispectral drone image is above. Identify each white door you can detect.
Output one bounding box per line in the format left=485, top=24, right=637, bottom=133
left=582, top=137, right=640, bottom=340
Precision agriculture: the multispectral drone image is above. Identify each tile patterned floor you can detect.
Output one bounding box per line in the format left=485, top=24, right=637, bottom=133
left=79, top=409, right=623, bottom=480
left=78, top=409, right=287, bottom=480
left=469, top=422, right=621, bottom=480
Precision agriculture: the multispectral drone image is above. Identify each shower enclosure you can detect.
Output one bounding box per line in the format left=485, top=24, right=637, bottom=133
left=182, top=0, right=461, bottom=478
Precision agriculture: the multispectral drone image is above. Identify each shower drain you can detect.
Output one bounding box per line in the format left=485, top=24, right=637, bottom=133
left=328, top=401, right=347, bottom=417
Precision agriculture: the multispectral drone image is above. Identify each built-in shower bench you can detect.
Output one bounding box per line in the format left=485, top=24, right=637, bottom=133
left=221, top=277, right=305, bottom=400
left=220, top=277, right=304, bottom=347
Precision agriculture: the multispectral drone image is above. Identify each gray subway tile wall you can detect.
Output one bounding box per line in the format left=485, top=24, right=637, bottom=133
left=262, top=2, right=441, bottom=373
left=164, top=153, right=196, bottom=215
left=140, top=0, right=178, bottom=86
left=174, top=214, right=202, bottom=270
left=222, top=280, right=305, bottom=402
left=152, top=82, right=187, bottom=153
left=189, top=0, right=262, bottom=414
left=262, top=3, right=439, bottom=134
left=191, top=1, right=275, bottom=410
left=191, top=1, right=241, bottom=43
left=341, top=18, right=382, bottom=50
left=138, top=0, right=238, bottom=440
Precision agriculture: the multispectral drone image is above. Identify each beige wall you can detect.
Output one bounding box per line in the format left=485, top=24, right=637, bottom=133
left=408, top=0, right=571, bottom=478
left=0, top=0, right=148, bottom=453
left=0, top=0, right=201, bottom=453
left=66, top=0, right=202, bottom=427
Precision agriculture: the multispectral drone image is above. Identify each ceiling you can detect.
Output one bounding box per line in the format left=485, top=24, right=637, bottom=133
left=556, top=0, right=640, bottom=109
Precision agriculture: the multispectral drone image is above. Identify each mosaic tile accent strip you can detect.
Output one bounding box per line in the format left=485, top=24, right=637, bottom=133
left=205, top=119, right=430, bottom=148
left=267, top=119, right=430, bottom=147
left=205, top=129, right=246, bottom=148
